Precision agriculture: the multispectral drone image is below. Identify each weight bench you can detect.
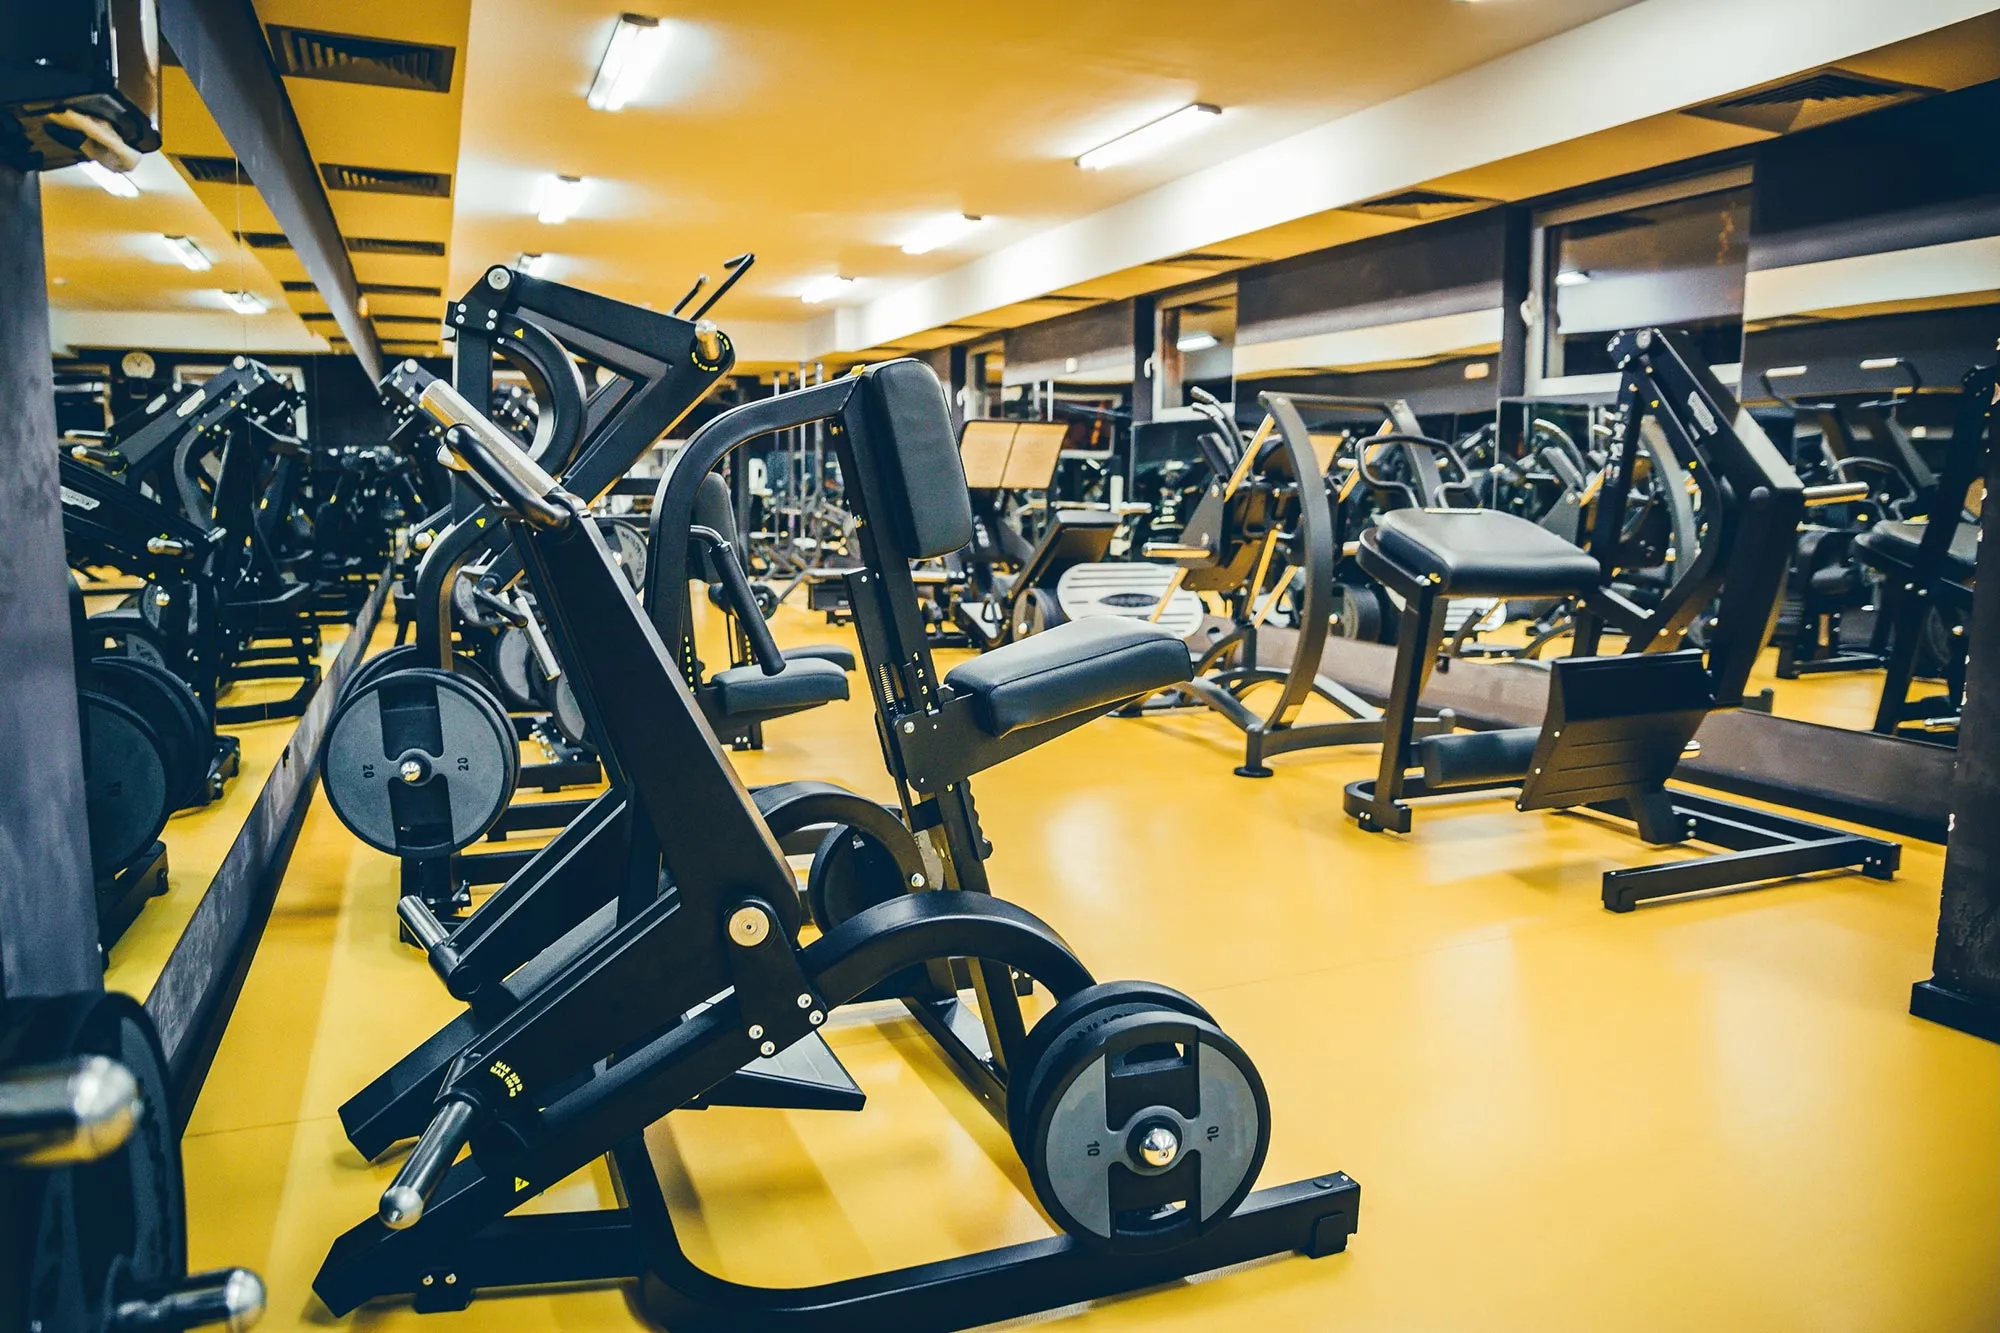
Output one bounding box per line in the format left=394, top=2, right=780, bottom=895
left=1343, top=328, right=1901, bottom=911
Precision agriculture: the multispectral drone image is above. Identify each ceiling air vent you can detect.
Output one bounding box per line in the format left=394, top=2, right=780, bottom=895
left=1341, top=189, right=1494, bottom=221
left=176, top=154, right=249, bottom=184
left=1160, top=251, right=1252, bottom=269
left=321, top=163, right=451, bottom=197
left=239, top=232, right=290, bottom=249
left=371, top=313, right=439, bottom=326
left=348, top=237, right=447, bottom=257
left=298, top=312, right=337, bottom=323
left=1685, top=69, right=1935, bottom=134
left=266, top=26, right=456, bottom=93
left=288, top=280, right=445, bottom=297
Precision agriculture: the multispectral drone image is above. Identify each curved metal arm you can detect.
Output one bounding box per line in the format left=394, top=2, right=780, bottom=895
left=424, top=379, right=574, bottom=530
left=691, top=525, right=785, bottom=674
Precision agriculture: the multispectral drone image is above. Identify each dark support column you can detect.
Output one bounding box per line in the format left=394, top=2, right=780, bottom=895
left=0, top=165, right=100, bottom=999
left=1497, top=206, right=1533, bottom=399
left=1131, top=295, right=1157, bottom=425
left=1913, top=386, right=2000, bottom=1042
left=159, top=0, right=383, bottom=380
left=947, top=345, right=969, bottom=432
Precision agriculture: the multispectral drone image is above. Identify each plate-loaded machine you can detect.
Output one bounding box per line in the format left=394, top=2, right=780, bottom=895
left=1345, top=328, right=1902, bottom=911
left=1124, top=390, right=1452, bottom=776
left=323, top=262, right=742, bottom=920
left=315, top=361, right=1360, bottom=1328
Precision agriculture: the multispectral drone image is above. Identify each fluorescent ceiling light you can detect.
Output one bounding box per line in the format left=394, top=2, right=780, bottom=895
left=901, top=213, right=987, bottom=256
left=1764, top=365, right=1809, bottom=379
left=1176, top=331, right=1218, bottom=353
left=1076, top=103, right=1222, bottom=171
left=159, top=235, right=211, bottom=271
left=535, top=175, right=587, bottom=225
left=587, top=14, right=670, bottom=112
left=799, top=275, right=856, bottom=304
left=1859, top=357, right=1901, bottom=371
left=217, top=290, right=266, bottom=315
left=517, top=252, right=553, bottom=277
left=1553, top=269, right=1592, bottom=287
left=79, top=160, right=140, bottom=198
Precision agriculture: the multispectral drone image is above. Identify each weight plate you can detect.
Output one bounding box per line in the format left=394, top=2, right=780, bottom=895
left=492, top=627, right=539, bottom=711
left=804, top=825, right=910, bottom=933
left=342, top=645, right=505, bottom=710
left=1007, top=981, right=1214, bottom=1156
left=322, top=668, right=518, bottom=856
left=78, top=691, right=172, bottom=875
left=83, top=610, right=173, bottom=673
left=1014, top=587, right=1061, bottom=642
left=4, top=993, right=186, bottom=1333
left=599, top=518, right=649, bottom=593
left=543, top=674, right=590, bottom=747
left=1335, top=583, right=1385, bottom=643
left=1019, top=1001, right=1269, bottom=1255
left=85, top=659, right=207, bottom=813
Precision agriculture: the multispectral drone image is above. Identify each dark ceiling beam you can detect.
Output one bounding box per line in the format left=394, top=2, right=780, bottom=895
left=158, top=0, right=382, bottom=380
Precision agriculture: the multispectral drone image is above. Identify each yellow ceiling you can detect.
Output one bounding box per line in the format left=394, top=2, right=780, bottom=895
left=447, top=0, right=1644, bottom=324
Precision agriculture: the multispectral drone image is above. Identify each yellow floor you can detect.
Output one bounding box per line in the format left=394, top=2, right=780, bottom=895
left=171, top=603, right=1997, bottom=1332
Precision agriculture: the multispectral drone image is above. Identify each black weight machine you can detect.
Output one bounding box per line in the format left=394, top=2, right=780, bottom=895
left=312, top=358, right=1359, bottom=1328
left=1345, top=328, right=1901, bottom=911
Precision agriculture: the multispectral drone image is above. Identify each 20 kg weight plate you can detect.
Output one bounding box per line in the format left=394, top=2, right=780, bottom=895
left=85, top=658, right=207, bottom=813
left=322, top=668, right=518, bottom=856
left=78, top=691, right=172, bottom=875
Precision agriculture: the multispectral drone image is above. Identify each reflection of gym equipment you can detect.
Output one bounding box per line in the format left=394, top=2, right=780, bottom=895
left=315, top=359, right=1358, bottom=1325
left=1857, top=362, right=1996, bottom=744
left=1346, top=328, right=1901, bottom=911
left=1126, top=390, right=1451, bottom=776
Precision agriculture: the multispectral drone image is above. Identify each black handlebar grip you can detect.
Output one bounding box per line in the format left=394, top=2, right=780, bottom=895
left=692, top=526, right=785, bottom=675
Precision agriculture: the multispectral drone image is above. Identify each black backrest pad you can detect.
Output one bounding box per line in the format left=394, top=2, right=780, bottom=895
left=862, top=361, right=975, bottom=559
left=691, top=471, right=734, bottom=581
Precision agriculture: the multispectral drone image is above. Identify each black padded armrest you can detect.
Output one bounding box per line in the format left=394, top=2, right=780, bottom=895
left=944, top=618, right=1191, bottom=738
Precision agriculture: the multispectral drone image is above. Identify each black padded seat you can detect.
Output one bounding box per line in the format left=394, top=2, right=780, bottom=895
left=712, top=657, right=850, bottom=716
left=1855, top=519, right=1978, bottom=581
left=782, top=644, right=857, bottom=671
left=1364, top=508, right=1602, bottom=598
left=944, top=617, right=1191, bottom=738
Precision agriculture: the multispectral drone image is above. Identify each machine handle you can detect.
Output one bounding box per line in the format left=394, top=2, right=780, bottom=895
left=110, top=1268, right=266, bottom=1332
left=0, top=1055, right=141, bottom=1167
left=398, top=896, right=465, bottom=987
left=1803, top=481, right=1873, bottom=507
left=380, top=1097, right=477, bottom=1230
left=693, top=526, right=785, bottom=674
left=420, top=381, right=572, bottom=531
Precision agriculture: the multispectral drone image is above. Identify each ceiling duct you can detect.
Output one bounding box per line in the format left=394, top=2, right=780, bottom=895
left=320, top=163, right=451, bottom=197
left=346, top=237, right=446, bottom=257
left=1340, top=189, right=1496, bottom=221
left=265, top=25, right=456, bottom=93
left=174, top=153, right=250, bottom=184
left=285, top=280, right=444, bottom=297
left=1684, top=69, right=1936, bottom=134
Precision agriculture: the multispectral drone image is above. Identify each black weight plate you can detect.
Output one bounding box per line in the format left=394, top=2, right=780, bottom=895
left=1020, top=1006, right=1268, bottom=1254
left=599, top=518, right=649, bottom=593
left=804, top=825, right=910, bottom=933
left=6, top=993, right=186, bottom=1333
left=1336, top=583, right=1384, bottom=642
left=85, top=659, right=207, bottom=813
left=492, top=627, right=539, bottom=711
left=322, top=668, right=518, bottom=856
left=1007, top=980, right=1214, bottom=1161
left=545, top=674, right=589, bottom=747
left=78, top=691, right=172, bottom=875
left=84, top=610, right=174, bottom=674
left=342, top=645, right=505, bottom=710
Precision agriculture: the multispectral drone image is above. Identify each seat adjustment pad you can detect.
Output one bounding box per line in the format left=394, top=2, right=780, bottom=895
left=713, top=657, right=850, bottom=716
left=944, top=617, right=1191, bottom=738
left=1366, top=508, right=1602, bottom=598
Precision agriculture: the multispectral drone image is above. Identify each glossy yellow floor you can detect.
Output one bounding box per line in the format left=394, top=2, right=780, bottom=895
left=175, top=605, right=1998, bottom=1332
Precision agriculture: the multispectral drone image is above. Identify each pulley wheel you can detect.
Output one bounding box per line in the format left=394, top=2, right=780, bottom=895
left=1, top=993, right=187, bottom=1333
left=78, top=691, right=172, bottom=876
left=322, top=668, right=518, bottom=857
left=599, top=518, right=649, bottom=593
left=1335, top=583, right=1390, bottom=643
left=1014, top=985, right=1268, bottom=1255
left=804, top=825, right=912, bottom=933
left=84, top=658, right=207, bottom=813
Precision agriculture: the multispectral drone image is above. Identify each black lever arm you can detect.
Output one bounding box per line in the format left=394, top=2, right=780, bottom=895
left=690, top=525, right=784, bottom=674
left=422, top=380, right=573, bottom=531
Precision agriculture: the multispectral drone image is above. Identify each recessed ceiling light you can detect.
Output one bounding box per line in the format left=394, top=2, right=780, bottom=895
left=901, top=213, right=988, bottom=256
left=1553, top=269, right=1592, bottom=287
left=587, top=14, right=670, bottom=112
left=1176, top=331, right=1218, bottom=353
left=799, top=275, right=856, bottom=304
left=1860, top=357, right=1901, bottom=370
left=535, top=175, right=587, bottom=225
left=517, top=252, right=554, bottom=277
left=1464, top=361, right=1492, bottom=381
left=1764, top=365, right=1809, bottom=379
left=1077, top=104, right=1222, bottom=171
left=218, top=290, right=267, bottom=315
left=79, top=160, right=140, bottom=198
left=159, top=235, right=212, bottom=271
